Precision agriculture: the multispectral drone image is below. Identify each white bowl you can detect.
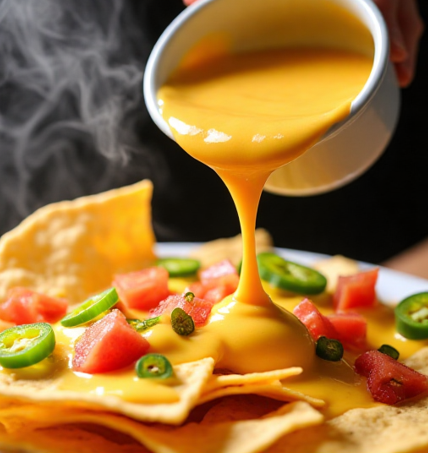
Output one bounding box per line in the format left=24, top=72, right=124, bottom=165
left=144, top=0, right=400, bottom=196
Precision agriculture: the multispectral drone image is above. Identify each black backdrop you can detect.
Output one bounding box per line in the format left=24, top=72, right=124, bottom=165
left=1, top=0, right=427, bottom=264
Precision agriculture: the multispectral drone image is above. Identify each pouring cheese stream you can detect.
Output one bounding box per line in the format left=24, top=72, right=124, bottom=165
left=156, top=47, right=372, bottom=369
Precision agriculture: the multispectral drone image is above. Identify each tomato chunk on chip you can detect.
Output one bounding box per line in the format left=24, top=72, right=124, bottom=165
left=293, top=298, right=337, bottom=341
left=0, top=288, right=68, bottom=325
left=334, top=268, right=379, bottom=311
left=151, top=294, right=214, bottom=327
left=72, top=309, right=149, bottom=373
left=355, top=350, right=428, bottom=404
left=113, top=267, right=170, bottom=311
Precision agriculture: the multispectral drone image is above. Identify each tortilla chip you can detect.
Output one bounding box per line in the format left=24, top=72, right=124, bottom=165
left=0, top=401, right=324, bottom=453
left=0, top=358, right=215, bottom=426
left=189, top=228, right=273, bottom=267
left=199, top=379, right=325, bottom=407
left=404, top=346, right=428, bottom=375
left=0, top=180, right=156, bottom=305
left=0, top=423, right=150, bottom=453
left=314, top=255, right=359, bottom=294
left=201, top=395, right=285, bottom=424
left=269, top=398, right=428, bottom=453
left=263, top=347, right=428, bottom=453
left=203, top=368, right=303, bottom=393
left=198, top=368, right=324, bottom=407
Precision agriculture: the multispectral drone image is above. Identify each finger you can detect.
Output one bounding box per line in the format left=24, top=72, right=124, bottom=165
left=374, top=0, right=408, bottom=62
left=395, top=0, right=425, bottom=87
left=183, top=0, right=198, bottom=5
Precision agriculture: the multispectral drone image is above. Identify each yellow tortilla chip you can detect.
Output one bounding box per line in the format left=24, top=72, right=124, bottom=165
left=203, top=367, right=303, bottom=393
left=0, top=424, right=150, bottom=453
left=199, top=379, right=325, bottom=407
left=0, top=358, right=215, bottom=426
left=263, top=347, right=428, bottom=453
left=0, top=401, right=324, bottom=453
left=0, top=180, right=156, bottom=305
left=269, top=399, right=428, bottom=453
left=201, top=395, right=285, bottom=424
left=199, top=368, right=324, bottom=407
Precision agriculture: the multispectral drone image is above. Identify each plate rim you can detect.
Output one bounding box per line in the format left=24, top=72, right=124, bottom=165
left=156, top=242, right=428, bottom=306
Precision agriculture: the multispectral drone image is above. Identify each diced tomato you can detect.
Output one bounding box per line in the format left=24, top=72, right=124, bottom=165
left=327, top=312, right=367, bottom=351
left=73, top=309, right=149, bottom=374
left=0, top=288, right=68, bottom=325
left=200, top=260, right=238, bottom=282
left=293, top=299, right=367, bottom=351
left=333, top=268, right=379, bottom=311
left=293, top=298, right=337, bottom=341
left=113, top=267, right=170, bottom=311
left=186, top=260, right=239, bottom=305
left=150, top=294, right=215, bottom=327
left=186, top=282, right=206, bottom=300
left=187, top=276, right=239, bottom=304
left=355, top=350, right=428, bottom=404
left=203, top=286, right=234, bottom=304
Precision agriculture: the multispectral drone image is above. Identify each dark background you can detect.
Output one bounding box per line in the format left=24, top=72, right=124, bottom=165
left=0, top=0, right=427, bottom=264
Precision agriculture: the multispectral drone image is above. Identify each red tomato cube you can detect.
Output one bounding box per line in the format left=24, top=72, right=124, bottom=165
left=200, top=260, right=238, bottom=282
left=72, top=309, right=150, bottom=373
left=327, top=312, right=367, bottom=351
left=186, top=260, right=239, bottom=305
left=0, top=287, right=68, bottom=325
left=334, top=268, right=379, bottom=311
left=113, top=267, right=170, bottom=311
left=293, top=298, right=337, bottom=341
left=186, top=278, right=238, bottom=305
left=150, top=294, right=214, bottom=327
left=355, top=350, right=428, bottom=404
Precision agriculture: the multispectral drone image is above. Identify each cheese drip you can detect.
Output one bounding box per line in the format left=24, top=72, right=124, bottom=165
left=156, top=46, right=373, bottom=372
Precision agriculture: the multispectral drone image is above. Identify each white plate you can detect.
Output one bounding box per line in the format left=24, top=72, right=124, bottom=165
left=157, top=242, right=428, bottom=307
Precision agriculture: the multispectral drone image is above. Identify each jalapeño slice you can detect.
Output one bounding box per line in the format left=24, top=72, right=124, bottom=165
left=315, top=336, right=344, bottom=362
left=60, top=288, right=119, bottom=327
left=127, top=316, right=161, bottom=332
left=395, top=292, right=428, bottom=339
left=156, top=257, right=201, bottom=277
left=378, top=344, right=400, bottom=360
left=257, top=252, right=327, bottom=294
left=171, top=307, right=195, bottom=336
left=136, top=353, right=173, bottom=379
left=0, top=323, right=55, bottom=369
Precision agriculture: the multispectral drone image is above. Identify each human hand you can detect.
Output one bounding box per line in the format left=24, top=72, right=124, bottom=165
left=374, top=0, right=424, bottom=87
left=182, top=0, right=424, bottom=87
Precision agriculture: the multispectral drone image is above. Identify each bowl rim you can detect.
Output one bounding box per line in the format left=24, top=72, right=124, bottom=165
left=143, top=0, right=390, bottom=141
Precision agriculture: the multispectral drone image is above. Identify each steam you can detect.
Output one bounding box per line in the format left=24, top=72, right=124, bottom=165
left=0, top=0, right=159, bottom=234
